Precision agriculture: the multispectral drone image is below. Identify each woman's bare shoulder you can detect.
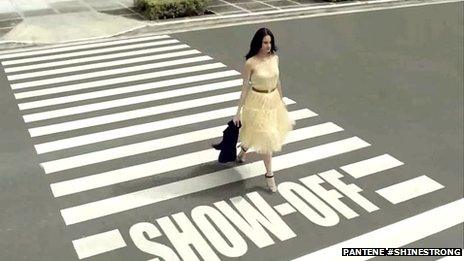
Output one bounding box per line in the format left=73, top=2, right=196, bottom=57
left=245, top=57, right=257, bottom=69
left=246, top=56, right=257, bottom=64
left=273, top=53, right=279, bottom=61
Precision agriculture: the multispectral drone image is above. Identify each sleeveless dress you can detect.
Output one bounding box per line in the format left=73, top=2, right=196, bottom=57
left=238, top=55, right=295, bottom=154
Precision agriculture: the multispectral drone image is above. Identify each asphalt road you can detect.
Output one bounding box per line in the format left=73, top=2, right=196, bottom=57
left=0, top=1, right=462, bottom=260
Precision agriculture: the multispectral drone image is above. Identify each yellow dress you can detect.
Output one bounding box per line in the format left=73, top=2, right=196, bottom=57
left=239, top=55, right=295, bottom=154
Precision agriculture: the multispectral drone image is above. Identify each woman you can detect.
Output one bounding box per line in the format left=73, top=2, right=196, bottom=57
left=233, top=27, right=295, bottom=192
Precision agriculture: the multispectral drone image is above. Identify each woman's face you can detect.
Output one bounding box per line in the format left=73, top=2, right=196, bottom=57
left=261, top=35, right=272, bottom=54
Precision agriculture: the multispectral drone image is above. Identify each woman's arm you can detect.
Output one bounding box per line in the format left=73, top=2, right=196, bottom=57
left=235, top=60, right=253, bottom=116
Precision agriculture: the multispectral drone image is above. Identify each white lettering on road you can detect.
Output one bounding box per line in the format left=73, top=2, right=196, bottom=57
left=191, top=205, right=248, bottom=257
left=320, top=170, right=380, bottom=212
left=156, top=213, right=221, bottom=261
left=279, top=181, right=340, bottom=226
left=129, top=222, right=180, bottom=261
left=300, top=174, right=359, bottom=219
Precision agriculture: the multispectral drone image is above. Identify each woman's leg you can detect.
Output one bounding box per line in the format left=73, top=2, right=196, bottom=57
left=237, top=145, right=248, bottom=163
left=261, top=152, right=277, bottom=192
left=261, top=152, right=272, bottom=173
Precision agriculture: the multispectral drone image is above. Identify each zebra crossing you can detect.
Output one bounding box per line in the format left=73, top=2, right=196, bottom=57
left=0, top=34, right=458, bottom=260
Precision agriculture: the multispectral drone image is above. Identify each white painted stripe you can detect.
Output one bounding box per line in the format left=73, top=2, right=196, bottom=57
left=274, top=203, right=297, bottom=216
left=0, top=35, right=135, bottom=55
left=340, top=154, right=404, bottom=178
left=23, top=79, right=241, bottom=121
left=44, top=110, right=322, bottom=175
left=2, top=39, right=179, bottom=66
left=14, top=63, right=226, bottom=99
left=49, top=115, right=327, bottom=197
left=45, top=126, right=225, bottom=176
left=4, top=44, right=190, bottom=73
left=376, top=175, right=445, bottom=204
left=72, top=229, right=126, bottom=259
left=11, top=56, right=213, bottom=89
left=292, top=198, right=464, bottom=261
left=60, top=136, right=369, bottom=225
left=28, top=91, right=240, bottom=135
left=0, top=35, right=170, bottom=60
left=7, top=50, right=201, bottom=80
left=34, top=98, right=299, bottom=154
left=17, top=71, right=240, bottom=110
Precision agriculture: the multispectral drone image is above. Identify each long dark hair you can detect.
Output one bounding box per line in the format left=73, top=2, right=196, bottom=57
left=245, top=27, right=278, bottom=60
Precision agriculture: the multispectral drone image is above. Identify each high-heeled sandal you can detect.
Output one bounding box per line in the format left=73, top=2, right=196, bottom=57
left=236, top=146, right=248, bottom=163
left=265, top=172, right=277, bottom=192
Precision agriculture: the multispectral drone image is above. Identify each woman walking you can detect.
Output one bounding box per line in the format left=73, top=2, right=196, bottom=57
left=233, top=27, right=295, bottom=192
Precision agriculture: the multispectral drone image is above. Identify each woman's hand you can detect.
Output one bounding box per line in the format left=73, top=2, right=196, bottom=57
left=233, top=115, right=241, bottom=126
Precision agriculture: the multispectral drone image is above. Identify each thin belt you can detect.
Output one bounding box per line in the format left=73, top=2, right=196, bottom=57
left=252, top=87, right=276, bottom=93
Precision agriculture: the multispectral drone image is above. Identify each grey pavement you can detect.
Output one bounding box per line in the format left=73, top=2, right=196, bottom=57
left=0, top=0, right=330, bottom=39
left=0, top=0, right=433, bottom=50
left=0, top=1, right=463, bottom=261
left=0, top=0, right=144, bottom=40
